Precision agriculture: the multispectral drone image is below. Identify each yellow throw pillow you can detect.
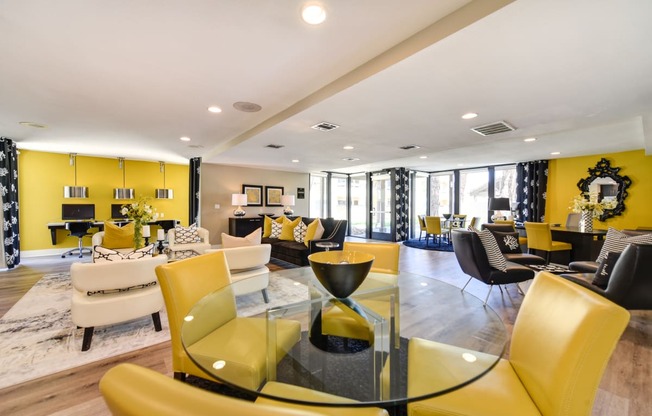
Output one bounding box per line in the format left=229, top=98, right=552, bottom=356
left=304, top=218, right=325, bottom=247
left=280, top=217, right=302, bottom=241
left=102, top=221, right=135, bottom=249
left=263, top=215, right=285, bottom=238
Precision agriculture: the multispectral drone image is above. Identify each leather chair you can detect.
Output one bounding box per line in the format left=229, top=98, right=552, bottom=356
left=569, top=229, right=652, bottom=273
left=524, top=222, right=572, bottom=264
left=488, top=219, right=527, bottom=245
left=424, top=216, right=444, bottom=246
left=71, top=255, right=167, bottom=351
left=481, top=224, right=545, bottom=266
left=563, top=243, right=652, bottom=310
left=451, top=229, right=535, bottom=304
left=100, top=363, right=388, bottom=416
left=407, top=272, right=630, bottom=416
left=61, top=221, right=94, bottom=258
left=154, top=251, right=301, bottom=385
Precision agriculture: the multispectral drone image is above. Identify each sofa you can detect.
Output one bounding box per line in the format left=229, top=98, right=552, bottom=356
left=262, top=217, right=348, bottom=266
left=205, top=244, right=272, bottom=303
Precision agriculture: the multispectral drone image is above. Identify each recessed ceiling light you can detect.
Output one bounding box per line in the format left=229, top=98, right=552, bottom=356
left=550, top=151, right=561, bottom=155
left=292, top=159, right=299, bottom=163
left=419, top=156, right=428, bottom=159
left=343, top=145, right=354, bottom=150
left=342, top=157, right=360, bottom=162
left=233, top=101, right=262, bottom=112
left=180, top=136, right=191, bottom=142
left=301, top=4, right=326, bottom=25
left=457, top=163, right=464, bottom=167
left=524, top=137, right=537, bottom=142
left=208, top=106, right=222, bottom=113
left=462, top=113, right=478, bottom=120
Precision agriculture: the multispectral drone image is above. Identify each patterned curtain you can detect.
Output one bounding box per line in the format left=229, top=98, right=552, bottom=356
left=516, top=160, right=548, bottom=222
left=188, top=157, right=201, bottom=225
left=0, top=138, right=20, bottom=269
left=394, top=168, right=410, bottom=241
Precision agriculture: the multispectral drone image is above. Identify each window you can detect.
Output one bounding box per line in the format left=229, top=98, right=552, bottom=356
left=330, top=174, right=348, bottom=220
left=429, top=172, right=453, bottom=217
left=494, top=165, right=517, bottom=210
left=459, top=168, right=488, bottom=224
left=349, top=173, right=367, bottom=237
left=412, top=173, right=428, bottom=237
left=309, top=173, right=327, bottom=218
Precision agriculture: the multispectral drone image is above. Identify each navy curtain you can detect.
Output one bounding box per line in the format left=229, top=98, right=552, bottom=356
left=0, top=138, right=20, bottom=269
left=393, top=168, right=410, bottom=241
left=516, top=160, right=548, bottom=222
left=189, top=157, right=201, bottom=225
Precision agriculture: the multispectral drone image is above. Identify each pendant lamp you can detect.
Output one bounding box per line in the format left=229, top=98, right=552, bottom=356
left=113, top=157, right=135, bottom=199
left=155, top=161, right=174, bottom=199
left=63, top=153, right=89, bottom=198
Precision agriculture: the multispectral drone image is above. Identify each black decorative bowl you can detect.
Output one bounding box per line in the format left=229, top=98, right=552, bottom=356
left=308, top=251, right=375, bottom=298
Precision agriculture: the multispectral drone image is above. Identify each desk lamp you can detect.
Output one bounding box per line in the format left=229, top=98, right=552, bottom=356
left=488, top=197, right=510, bottom=222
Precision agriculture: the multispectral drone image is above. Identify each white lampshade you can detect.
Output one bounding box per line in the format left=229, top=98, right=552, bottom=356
left=232, top=194, right=248, bottom=206
left=280, top=194, right=295, bottom=206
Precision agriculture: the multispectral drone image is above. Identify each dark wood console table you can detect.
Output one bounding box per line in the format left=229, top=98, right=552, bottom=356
left=229, top=217, right=263, bottom=237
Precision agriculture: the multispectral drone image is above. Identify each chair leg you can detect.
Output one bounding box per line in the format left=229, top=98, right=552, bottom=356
left=262, top=288, right=270, bottom=303
left=515, top=282, right=525, bottom=296
left=461, top=277, right=473, bottom=292
left=81, top=327, right=94, bottom=351
left=174, top=372, right=186, bottom=381
left=77, top=237, right=84, bottom=258
left=483, top=285, right=493, bottom=306
left=545, top=251, right=550, bottom=265
left=152, top=312, right=162, bottom=331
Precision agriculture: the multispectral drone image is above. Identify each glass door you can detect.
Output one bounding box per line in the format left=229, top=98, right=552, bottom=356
left=371, top=173, right=393, bottom=241
left=350, top=173, right=367, bottom=238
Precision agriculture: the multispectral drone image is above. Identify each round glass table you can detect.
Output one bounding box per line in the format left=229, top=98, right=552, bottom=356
left=181, top=268, right=508, bottom=409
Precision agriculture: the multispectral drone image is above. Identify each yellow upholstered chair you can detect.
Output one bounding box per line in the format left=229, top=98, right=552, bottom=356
left=100, top=363, right=388, bottom=416
left=417, top=215, right=427, bottom=240
left=155, top=251, right=300, bottom=385
left=424, top=216, right=444, bottom=246
left=467, top=216, right=481, bottom=231
left=407, top=272, right=629, bottom=416
left=343, top=241, right=399, bottom=276
left=524, top=222, right=572, bottom=264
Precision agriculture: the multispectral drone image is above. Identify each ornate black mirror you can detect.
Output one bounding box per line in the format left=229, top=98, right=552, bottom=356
left=577, top=158, right=631, bottom=221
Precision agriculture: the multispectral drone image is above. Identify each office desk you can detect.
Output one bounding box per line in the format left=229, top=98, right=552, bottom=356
left=47, top=220, right=179, bottom=245
left=182, top=268, right=507, bottom=409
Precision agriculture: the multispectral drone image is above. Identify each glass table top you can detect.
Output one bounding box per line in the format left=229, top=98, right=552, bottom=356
left=181, top=268, right=508, bottom=407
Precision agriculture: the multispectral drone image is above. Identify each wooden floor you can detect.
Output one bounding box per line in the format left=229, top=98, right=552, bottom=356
left=0, top=245, right=650, bottom=416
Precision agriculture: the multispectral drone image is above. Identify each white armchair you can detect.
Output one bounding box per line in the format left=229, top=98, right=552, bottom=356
left=206, top=244, right=271, bottom=303
left=92, top=231, right=133, bottom=255
left=167, top=226, right=211, bottom=255
left=70, top=255, right=168, bottom=351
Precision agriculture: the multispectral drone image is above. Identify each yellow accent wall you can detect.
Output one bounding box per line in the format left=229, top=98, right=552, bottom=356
left=546, top=149, right=652, bottom=230
left=19, top=150, right=189, bottom=251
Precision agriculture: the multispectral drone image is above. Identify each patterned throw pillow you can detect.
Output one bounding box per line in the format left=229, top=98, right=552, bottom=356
left=174, top=223, right=201, bottom=244
left=270, top=221, right=282, bottom=238
left=263, top=215, right=285, bottom=238
left=476, top=229, right=508, bottom=272
left=592, top=251, right=621, bottom=289
left=490, top=231, right=522, bottom=254
left=93, top=244, right=155, bottom=263
left=294, top=221, right=308, bottom=243
left=596, top=228, right=652, bottom=262
left=304, top=218, right=325, bottom=247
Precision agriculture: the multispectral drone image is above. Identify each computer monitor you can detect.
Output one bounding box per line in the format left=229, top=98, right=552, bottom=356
left=61, top=204, right=95, bottom=220
left=111, top=204, right=128, bottom=219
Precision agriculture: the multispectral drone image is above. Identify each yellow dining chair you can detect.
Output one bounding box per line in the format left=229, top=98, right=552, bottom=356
left=424, top=216, right=444, bottom=246
left=417, top=215, right=427, bottom=240
left=524, top=222, right=572, bottom=264
left=467, top=216, right=481, bottom=231
left=155, top=251, right=301, bottom=386
left=407, top=272, right=630, bottom=416
left=100, top=363, right=388, bottom=416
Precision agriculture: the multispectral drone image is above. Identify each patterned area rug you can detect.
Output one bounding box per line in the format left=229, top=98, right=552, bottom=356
left=0, top=270, right=308, bottom=389
left=402, top=238, right=454, bottom=252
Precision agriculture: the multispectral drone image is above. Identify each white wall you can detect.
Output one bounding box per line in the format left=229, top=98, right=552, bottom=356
left=200, top=163, right=310, bottom=245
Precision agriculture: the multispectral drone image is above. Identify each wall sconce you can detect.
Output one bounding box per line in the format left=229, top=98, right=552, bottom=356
left=232, top=194, right=247, bottom=217
left=64, top=153, right=89, bottom=198
left=281, top=194, right=295, bottom=216
left=113, top=157, right=135, bottom=200
left=155, top=161, right=174, bottom=199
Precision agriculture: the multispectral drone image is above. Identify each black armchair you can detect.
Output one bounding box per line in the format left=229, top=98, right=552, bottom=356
left=452, top=229, right=535, bottom=305
left=562, top=243, right=652, bottom=310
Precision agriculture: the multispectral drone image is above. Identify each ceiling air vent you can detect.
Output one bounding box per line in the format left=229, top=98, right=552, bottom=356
left=471, top=121, right=516, bottom=136
left=399, top=144, right=421, bottom=150
left=311, top=122, right=340, bottom=131
left=265, top=144, right=284, bottom=149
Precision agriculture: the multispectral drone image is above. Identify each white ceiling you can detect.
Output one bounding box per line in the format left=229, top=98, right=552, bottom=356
left=3, top=0, right=652, bottom=174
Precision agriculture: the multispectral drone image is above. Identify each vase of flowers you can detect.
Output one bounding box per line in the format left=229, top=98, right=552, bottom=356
left=121, top=197, right=159, bottom=248
left=570, top=192, right=614, bottom=232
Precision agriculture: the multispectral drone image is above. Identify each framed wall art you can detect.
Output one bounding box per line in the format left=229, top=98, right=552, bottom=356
left=242, top=184, right=263, bottom=207
left=265, top=186, right=284, bottom=207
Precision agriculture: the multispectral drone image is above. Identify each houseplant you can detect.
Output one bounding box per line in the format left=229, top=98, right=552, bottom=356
left=570, top=192, right=614, bottom=232
left=121, top=197, right=158, bottom=248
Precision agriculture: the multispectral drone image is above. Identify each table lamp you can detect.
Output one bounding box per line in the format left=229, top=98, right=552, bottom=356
left=281, top=194, right=295, bottom=216
left=488, top=197, right=510, bottom=222
left=232, top=194, right=247, bottom=217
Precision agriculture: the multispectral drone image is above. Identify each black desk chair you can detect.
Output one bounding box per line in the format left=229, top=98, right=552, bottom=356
left=62, top=221, right=94, bottom=258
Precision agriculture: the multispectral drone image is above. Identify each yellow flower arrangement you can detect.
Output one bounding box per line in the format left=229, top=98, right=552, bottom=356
left=570, top=192, right=615, bottom=219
